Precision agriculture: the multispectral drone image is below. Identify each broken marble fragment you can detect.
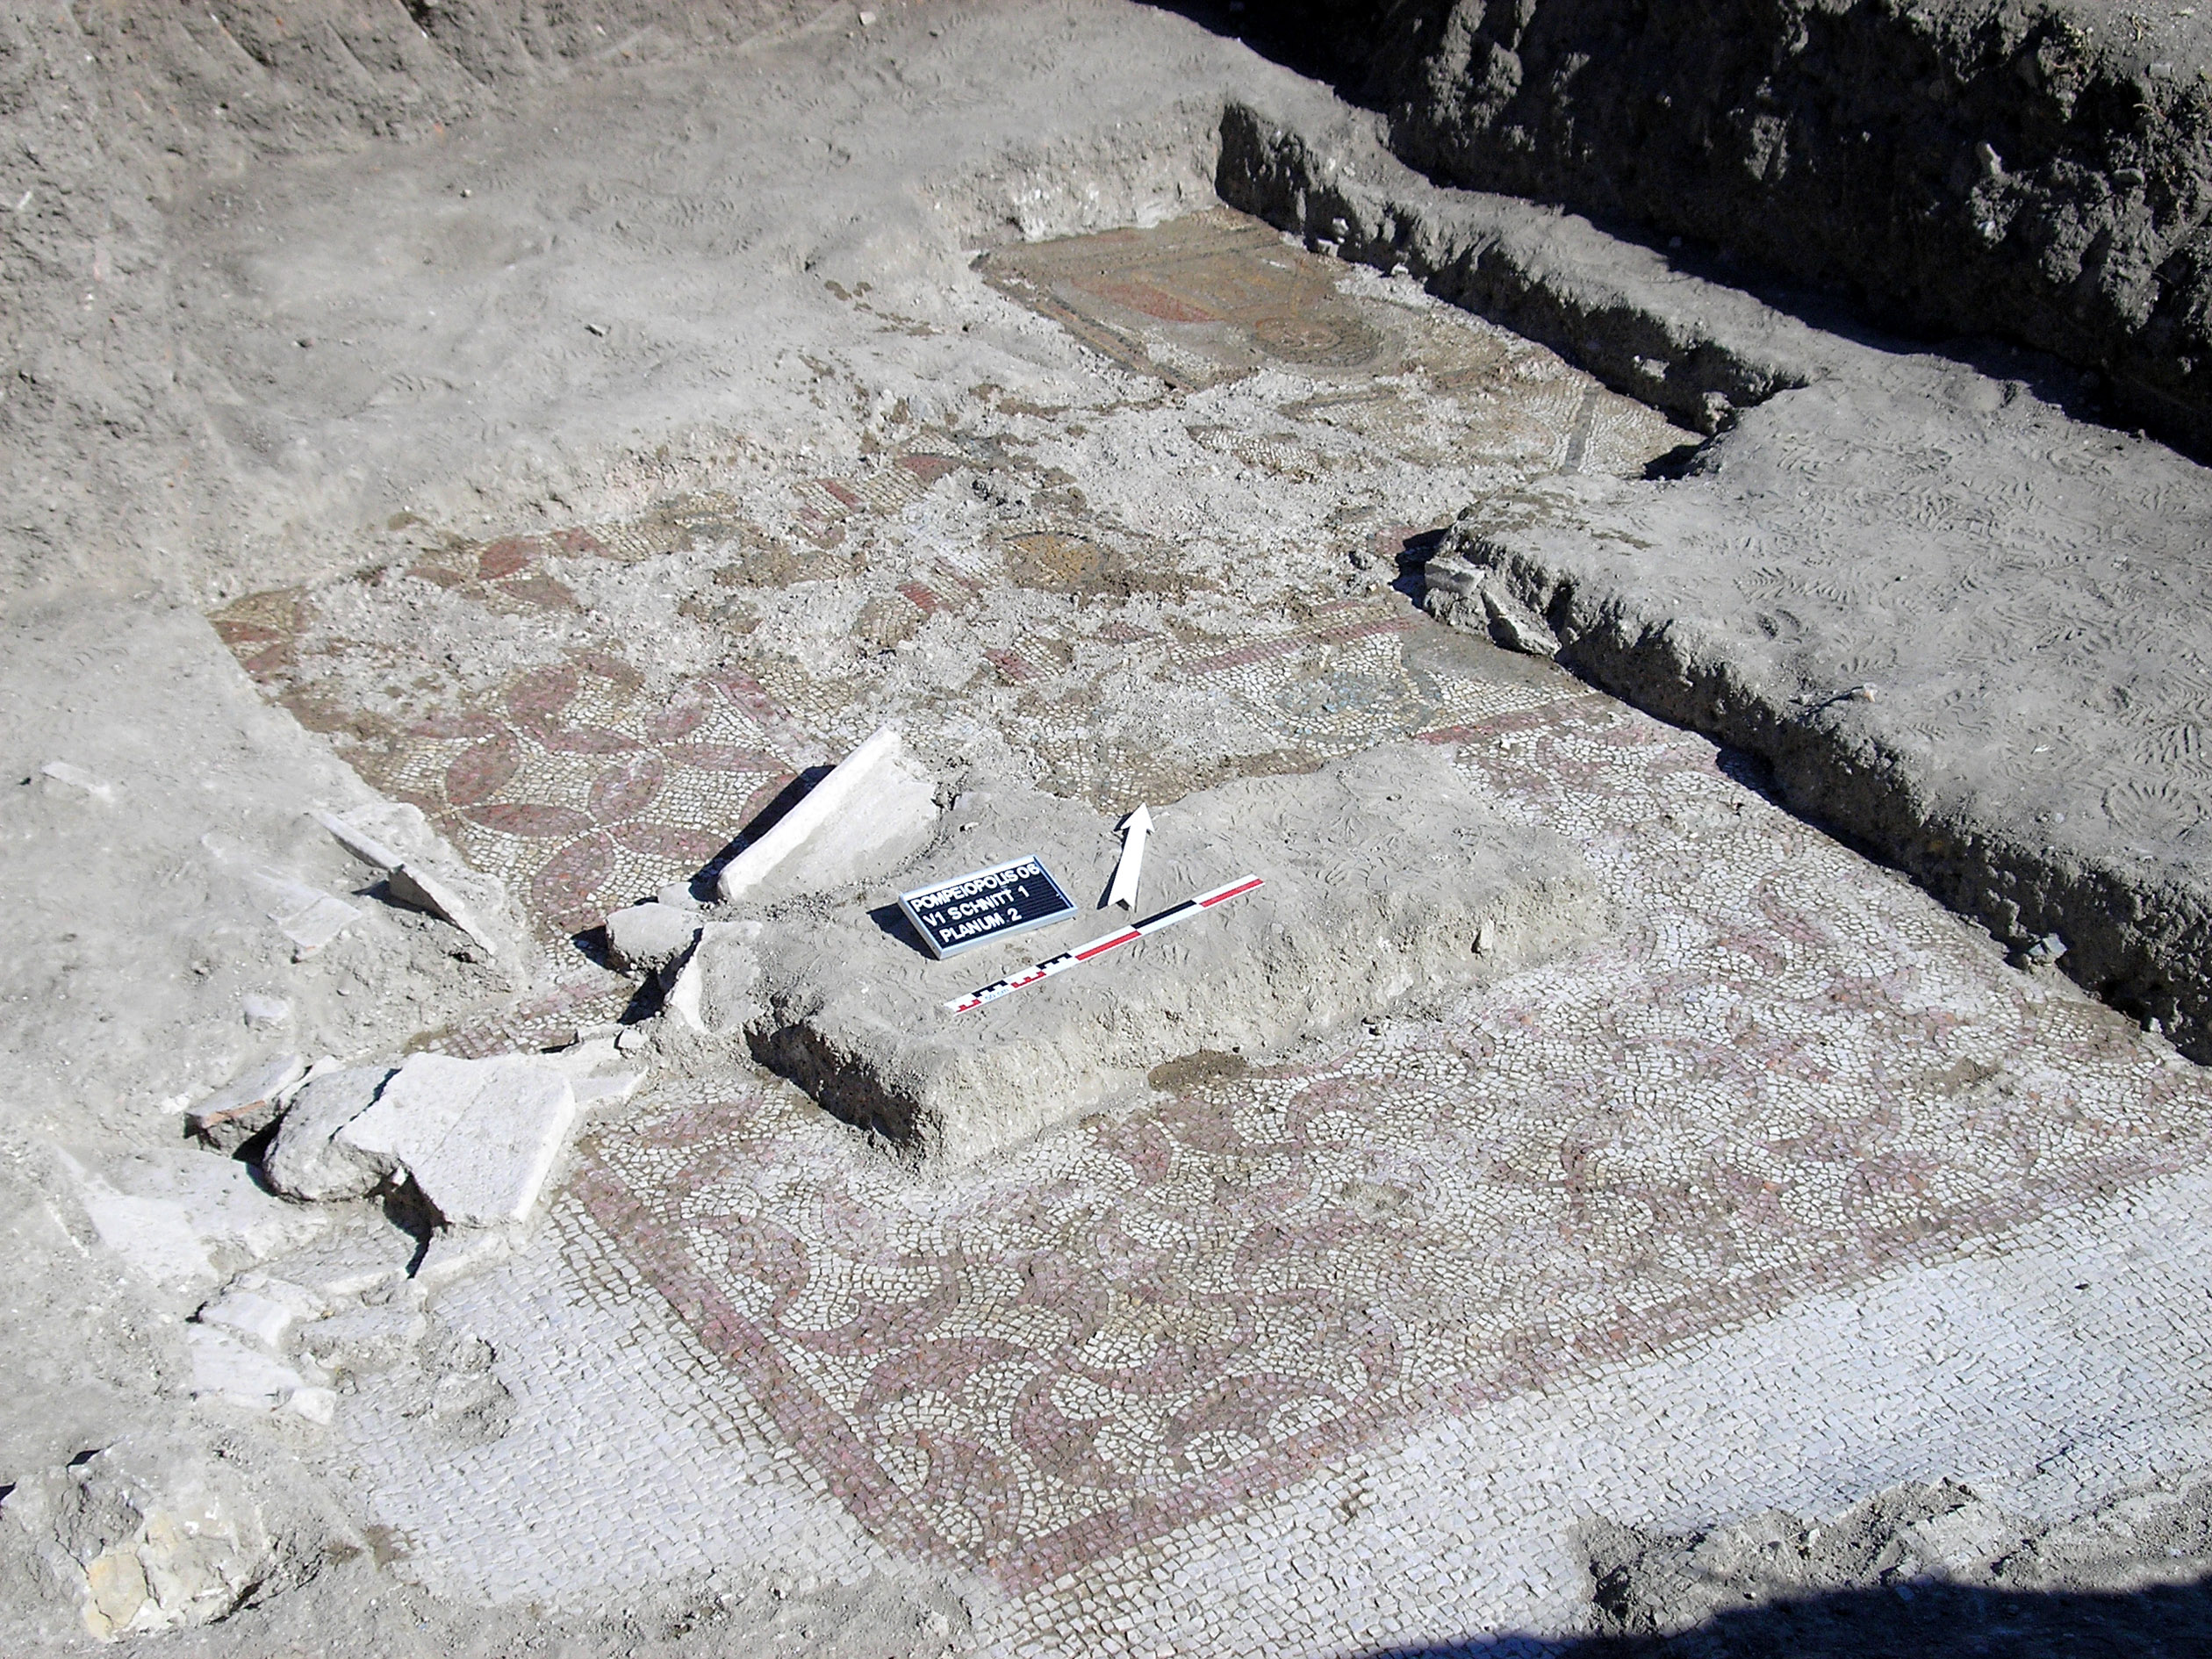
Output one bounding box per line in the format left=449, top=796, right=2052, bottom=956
left=314, top=807, right=503, bottom=955
left=716, top=723, right=937, bottom=902
left=383, top=863, right=500, bottom=957
left=262, top=1066, right=397, bottom=1203
left=67, top=1148, right=332, bottom=1290
left=334, top=1052, right=578, bottom=1229
left=185, top=1325, right=309, bottom=1411
left=602, top=901, right=701, bottom=975
left=185, top=1053, right=306, bottom=1152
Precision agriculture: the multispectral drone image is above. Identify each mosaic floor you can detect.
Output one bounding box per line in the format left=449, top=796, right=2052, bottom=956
left=205, top=211, right=2212, bottom=1640
left=568, top=693, right=2211, bottom=1592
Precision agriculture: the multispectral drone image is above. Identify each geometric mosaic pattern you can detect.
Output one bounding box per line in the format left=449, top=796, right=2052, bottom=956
left=202, top=211, right=2212, bottom=1628
left=571, top=693, right=2212, bottom=1591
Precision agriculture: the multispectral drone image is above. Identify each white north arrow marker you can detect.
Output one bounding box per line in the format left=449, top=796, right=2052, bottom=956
left=1106, top=804, right=1153, bottom=911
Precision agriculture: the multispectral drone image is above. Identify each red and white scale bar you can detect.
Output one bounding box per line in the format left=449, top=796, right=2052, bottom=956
left=945, top=874, right=1265, bottom=1015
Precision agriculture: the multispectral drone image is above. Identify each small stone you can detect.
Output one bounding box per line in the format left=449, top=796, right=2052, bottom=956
left=254, top=871, right=361, bottom=956
left=286, top=1386, right=337, bottom=1426
left=603, top=901, right=702, bottom=974
left=39, top=759, right=116, bottom=801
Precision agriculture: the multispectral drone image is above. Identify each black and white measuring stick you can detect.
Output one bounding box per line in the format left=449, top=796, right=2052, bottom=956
left=944, top=873, right=1264, bottom=1015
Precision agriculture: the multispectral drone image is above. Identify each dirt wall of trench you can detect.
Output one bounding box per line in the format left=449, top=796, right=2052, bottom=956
left=1249, top=0, right=2212, bottom=456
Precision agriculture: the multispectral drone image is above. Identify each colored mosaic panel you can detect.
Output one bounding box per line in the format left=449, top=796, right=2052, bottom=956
left=982, top=208, right=1389, bottom=386
left=572, top=693, right=2212, bottom=1590
left=983, top=208, right=1684, bottom=475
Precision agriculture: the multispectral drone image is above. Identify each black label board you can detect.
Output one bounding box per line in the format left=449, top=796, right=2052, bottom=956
left=898, top=856, right=1077, bottom=959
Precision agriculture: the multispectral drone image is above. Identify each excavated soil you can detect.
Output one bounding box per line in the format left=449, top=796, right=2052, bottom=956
left=6, top=4, right=2212, bottom=1656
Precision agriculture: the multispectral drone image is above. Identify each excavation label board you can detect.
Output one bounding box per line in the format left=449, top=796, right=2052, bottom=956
left=900, top=857, right=1076, bottom=959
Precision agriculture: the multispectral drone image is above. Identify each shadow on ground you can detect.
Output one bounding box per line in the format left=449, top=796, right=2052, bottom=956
left=1383, top=1574, right=2212, bottom=1657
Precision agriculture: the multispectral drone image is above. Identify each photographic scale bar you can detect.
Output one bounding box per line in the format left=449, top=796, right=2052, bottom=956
left=945, top=873, right=1266, bottom=1015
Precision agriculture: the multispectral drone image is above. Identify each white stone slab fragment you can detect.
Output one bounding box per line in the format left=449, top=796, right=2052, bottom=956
left=313, top=808, right=404, bottom=873
left=569, top=1071, right=643, bottom=1110
left=384, top=863, right=500, bottom=956
left=413, top=1226, right=515, bottom=1291
left=336, top=1053, right=578, bottom=1229
left=276, top=891, right=361, bottom=955
left=716, top=724, right=937, bottom=902
left=196, top=1289, right=302, bottom=1352
left=314, top=806, right=503, bottom=954
left=68, top=1149, right=334, bottom=1291
left=539, top=1036, right=646, bottom=1110
left=664, top=945, right=708, bottom=1032
left=287, top=1386, right=337, bottom=1425
left=80, top=1191, right=218, bottom=1289
left=185, top=1325, right=305, bottom=1411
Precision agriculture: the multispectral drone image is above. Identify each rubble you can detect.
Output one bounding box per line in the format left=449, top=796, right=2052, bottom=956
left=184, top=1052, right=306, bottom=1152
left=0, top=1435, right=269, bottom=1640
left=334, top=1052, right=578, bottom=1230
left=262, top=1066, right=398, bottom=1203
left=601, top=901, right=702, bottom=975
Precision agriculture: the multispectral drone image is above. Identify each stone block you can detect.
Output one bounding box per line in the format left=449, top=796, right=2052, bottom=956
left=602, top=901, right=701, bottom=974
left=262, top=1066, right=397, bottom=1203
left=336, top=1052, right=578, bottom=1229
left=733, top=742, right=1603, bottom=1162
left=717, top=724, right=938, bottom=903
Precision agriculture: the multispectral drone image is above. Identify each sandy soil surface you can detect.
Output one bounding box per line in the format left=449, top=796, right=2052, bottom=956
left=4, top=4, right=2212, bottom=1656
